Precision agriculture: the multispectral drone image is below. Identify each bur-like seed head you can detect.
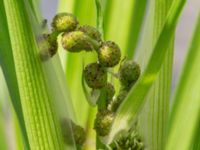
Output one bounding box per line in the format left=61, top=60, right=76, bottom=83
left=71, top=122, right=86, bottom=145
left=61, top=119, right=86, bottom=146
left=110, top=129, right=144, bottom=150
left=94, top=110, right=114, bottom=136
left=39, top=33, right=58, bottom=61
left=105, top=83, right=115, bottom=101
left=119, top=60, right=141, bottom=88
left=83, top=62, right=107, bottom=89
left=51, top=12, right=78, bottom=32
left=79, top=25, right=102, bottom=42
left=98, top=41, right=121, bottom=67
left=61, top=31, right=100, bottom=52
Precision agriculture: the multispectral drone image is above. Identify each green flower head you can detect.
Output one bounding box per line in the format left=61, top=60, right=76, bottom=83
left=98, top=41, right=121, bottom=67
left=61, top=118, right=86, bottom=146
left=83, top=62, right=107, bottom=89
left=94, top=110, right=114, bottom=136
left=79, top=25, right=102, bottom=42
left=38, top=33, right=58, bottom=61
left=104, top=83, right=115, bottom=101
left=51, top=12, right=79, bottom=33
left=62, top=31, right=100, bottom=52
left=119, top=60, right=141, bottom=88
left=71, top=122, right=86, bottom=145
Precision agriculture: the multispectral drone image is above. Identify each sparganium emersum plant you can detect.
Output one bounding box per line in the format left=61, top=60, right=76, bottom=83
left=0, top=0, right=199, bottom=150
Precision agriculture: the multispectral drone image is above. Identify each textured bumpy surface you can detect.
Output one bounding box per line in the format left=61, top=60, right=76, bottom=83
left=98, top=41, right=121, bottom=67
left=119, top=60, right=140, bottom=88
left=94, top=110, right=114, bottom=136
left=110, top=128, right=144, bottom=150
left=51, top=12, right=79, bottom=32
left=79, top=25, right=102, bottom=42
left=62, top=31, right=100, bottom=52
left=104, top=83, right=115, bottom=101
left=83, top=63, right=107, bottom=89
left=61, top=119, right=86, bottom=146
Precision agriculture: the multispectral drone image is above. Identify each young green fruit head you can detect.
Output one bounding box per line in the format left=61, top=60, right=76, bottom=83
left=38, top=33, right=58, bottom=61
left=104, top=83, right=115, bottom=101
left=51, top=12, right=79, bottom=33
left=110, top=129, right=144, bottom=150
left=79, top=25, right=102, bottom=42
left=61, top=119, right=86, bottom=146
left=83, top=62, right=107, bottom=89
left=61, top=31, right=101, bottom=52
left=98, top=41, right=121, bottom=67
left=71, top=122, right=86, bottom=145
left=94, top=110, right=114, bottom=136
left=119, top=60, right=141, bottom=88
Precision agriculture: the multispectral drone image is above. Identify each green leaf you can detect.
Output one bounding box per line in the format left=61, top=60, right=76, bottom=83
left=2, top=0, right=65, bottom=148
left=104, top=0, right=147, bottom=58
left=0, top=2, right=30, bottom=149
left=0, top=71, right=8, bottom=150
left=190, top=116, right=200, bottom=150
left=166, top=14, right=200, bottom=150
left=125, top=0, right=147, bottom=58
left=108, top=0, right=187, bottom=143
left=138, top=0, right=174, bottom=149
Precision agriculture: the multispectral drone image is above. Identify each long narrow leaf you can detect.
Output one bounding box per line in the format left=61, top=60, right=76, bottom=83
left=138, top=0, right=174, bottom=149
left=3, top=0, right=64, bottom=148
left=0, top=2, right=30, bottom=149
left=104, top=0, right=147, bottom=58
left=166, top=14, right=200, bottom=150
left=0, top=70, right=8, bottom=150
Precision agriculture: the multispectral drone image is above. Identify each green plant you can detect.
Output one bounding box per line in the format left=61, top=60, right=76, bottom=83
left=0, top=0, right=199, bottom=150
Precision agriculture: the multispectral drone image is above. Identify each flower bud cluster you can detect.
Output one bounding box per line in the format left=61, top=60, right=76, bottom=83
left=43, top=12, right=142, bottom=142
left=94, top=109, right=114, bottom=136
left=110, top=127, right=144, bottom=150
left=109, top=60, right=141, bottom=112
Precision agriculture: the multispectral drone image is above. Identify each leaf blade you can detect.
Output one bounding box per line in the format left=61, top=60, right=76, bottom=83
left=166, top=13, right=200, bottom=150
left=0, top=2, right=30, bottom=149
left=3, top=0, right=65, bottom=148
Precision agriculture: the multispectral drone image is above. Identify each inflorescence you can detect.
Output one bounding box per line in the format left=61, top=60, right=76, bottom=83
left=41, top=12, right=143, bottom=149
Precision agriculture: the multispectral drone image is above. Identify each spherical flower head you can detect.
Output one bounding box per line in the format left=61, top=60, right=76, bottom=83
left=61, top=119, right=86, bottom=146
left=110, top=129, right=144, bottom=150
left=119, top=60, right=141, bottom=88
left=39, top=33, right=58, bottom=61
left=61, top=31, right=100, bottom=52
left=98, top=41, right=121, bottom=67
left=105, top=83, right=115, bottom=101
left=51, top=12, right=79, bottom=33
left=94, top=110, right=114, bottom=136
left=83, top=62, right=107, bottom=89
left=71, top=122, right=86, bottom=145
left=79, top=25, right=102, bottom=42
